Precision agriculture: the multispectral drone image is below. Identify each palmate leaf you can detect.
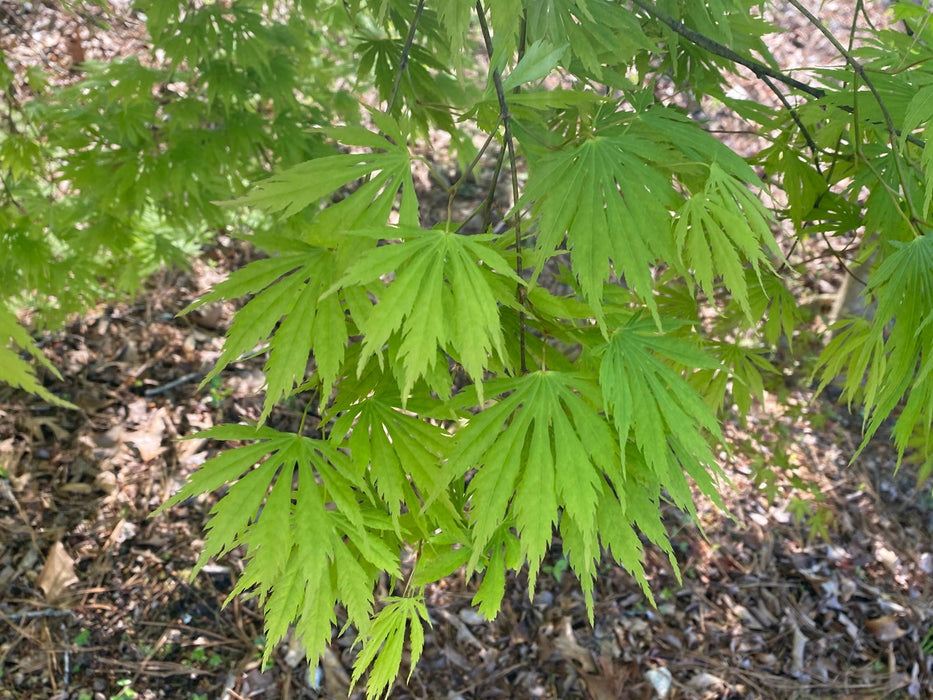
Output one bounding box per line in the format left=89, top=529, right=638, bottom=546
left=351, top=595, right=430, bottom=700
left=328, top=226, right=522, bottom=399
left=694, top=340, right=778, bottom=417
left=436, top=0, right=473, bottom=54
left=525, top=0, right=655, bottom=76
left=229, top=111, right=417, bottom=224
left=154, top=425, right=398, bottom=667
left=598, top=318, right=726, bottom=512
left=818, top=233, right=933, bottom=459
left=0, top=305, right=75, bottom=408
left=675, top=162, right=779, bottom=320
left=328, top=388, right=462, bottom=535
left=260, top=249, right=347, bottom=420
left=521, top=124, right=680, bottom=324
left=180, top=243, right=348, bottom=421
left=449, top=371, right=618, bottom=619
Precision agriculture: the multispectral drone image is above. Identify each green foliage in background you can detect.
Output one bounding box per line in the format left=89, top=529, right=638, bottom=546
left=5, top=1, right=933, bottom=697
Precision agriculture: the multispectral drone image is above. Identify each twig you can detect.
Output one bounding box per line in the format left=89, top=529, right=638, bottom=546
left=62, top=623, right=71, bottom=688
left=449, top=126, right=499, bottom=228
left=785, top=0, right=919, bottom=225
left=760, top=74, right=821, bottom=171
left=630, top=0, right=925, bottom=150
left=476, top=0, right=527, bottom=373
left=478, top=134, right=507, bottom=233
left=144, top=371, right=202, bottom=396
left=820, top=231, right=870, bottom=287
left=630, top=0, right=823, bottom=98
left=0, top=608, right=73, bottom=624
left=0, top=168, right=28, bottom=216
left=144, top=346, right=268, bottom=397
left=386, top=0, right=426, bottom=115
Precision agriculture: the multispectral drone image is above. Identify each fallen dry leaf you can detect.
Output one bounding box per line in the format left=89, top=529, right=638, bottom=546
left=687, top=672, right=727, bottom=693
left=645, top=667, right=672, bottom=699
left=865, top=615, right=907, bottom=642
left=37, top=541, right=78, bottom=602
left=789, top=617, right=808, bottom=678
left=124, top=409, right=168, bottom=462
left=553, top=616, right=596, bottom=673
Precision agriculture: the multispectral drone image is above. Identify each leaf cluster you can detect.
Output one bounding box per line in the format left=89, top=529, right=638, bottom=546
left=6, top=2, right=933, bottom=698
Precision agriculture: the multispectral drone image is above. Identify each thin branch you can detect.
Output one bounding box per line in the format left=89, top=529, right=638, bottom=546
left=759, top=74, right=821, bottom=171
left=0, top=169, right=29, bottom=216
left=629, top=0, right=824, bottom=98
left=386, top=0, right=426, bottom=115
left=479, top=140, right=506, bottom=233
left=785, top=0, right=919, bottom=224
left=143, top=371, right=202, bottom=396
left=476, top=0, right=527, bottom=373
left=448, top=127, right=499, bottom=227
left=821, top=230, right=870, bottom=287
left=630, top=0, right=925, bottom=150
left=456, top=192, right=500, bottom=235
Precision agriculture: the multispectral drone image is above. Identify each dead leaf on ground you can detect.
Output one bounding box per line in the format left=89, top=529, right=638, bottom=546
left=553, top=616, right=595, bottom=673
left=788, top=616, right=807, bottom=678
left=644, top=666, right=672, bottom=698
left=37, top=541, right=78, bottom=602
left=124, top=408, right=168, bottom=462
left=865, top=616, right=907, bottom=642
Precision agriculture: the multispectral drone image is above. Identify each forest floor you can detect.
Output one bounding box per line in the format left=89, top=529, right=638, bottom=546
left=3, top=2, right=933, bottom=699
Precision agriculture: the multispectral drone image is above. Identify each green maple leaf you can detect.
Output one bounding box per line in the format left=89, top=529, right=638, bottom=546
left=229, top=110, right=418, bottom=229
left=598, top=318, right=726, bottom=511
left=449, top=371, right=618, bottom=619
left=676, top=161, right=779, bottom=320
left=328, top=226, right=522, bottom=400
left=329, top=388, right=462, bottom=533
left=0, top=305, right=75, bottom=408
left=521, top=126, right=679, bottom=324
left=819, top=233, right=933, bottom=461
left=180, top=244, right=348, bottom=422
left=154, top=425, right=397, bottom=667
left=351, top=596, right=430, bottom=700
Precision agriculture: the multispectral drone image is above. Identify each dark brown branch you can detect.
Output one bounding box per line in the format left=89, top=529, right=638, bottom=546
left=785, top=0, right=918, bottom=223
left=476, top=0, right=527, bottom=373
left=629, top=0, right=825, bottom=98
left=630, top=1, right=925, bottom=149
left=386, top=0, right=426, bottom=115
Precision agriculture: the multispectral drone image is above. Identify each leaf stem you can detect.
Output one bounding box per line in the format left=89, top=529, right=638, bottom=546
left=759, top=74, right=821, bottom=171
left=479, top=136, right=507, bottom=233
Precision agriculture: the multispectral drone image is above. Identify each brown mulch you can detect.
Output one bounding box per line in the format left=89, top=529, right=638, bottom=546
left=3, top=2, right=933, bottom=699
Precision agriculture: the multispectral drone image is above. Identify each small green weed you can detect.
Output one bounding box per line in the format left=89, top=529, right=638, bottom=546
left=110, top=679, right=137, bottom=699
